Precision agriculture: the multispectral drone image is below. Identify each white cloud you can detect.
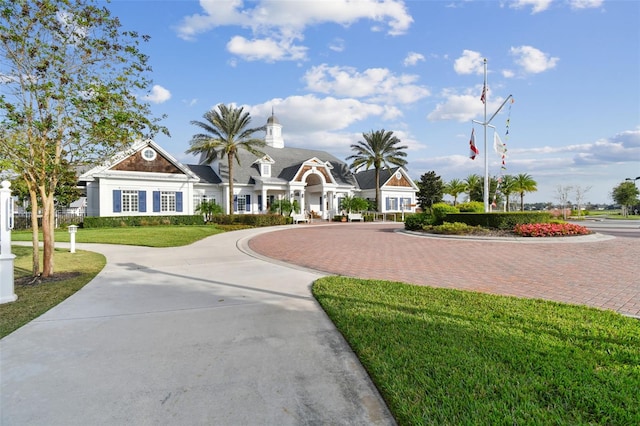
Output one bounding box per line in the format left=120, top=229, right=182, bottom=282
left=175, top=0, right=413, bottom=61
left=328, top=38, right=345, bottom=52
left=509, top=0, right=553, bottom=14
left=569, top=0, right=603, bottom=9
left=244, top=95, right=407, bottom=152
left=453, top=50, right=484, bottom=75
left=510, top=46, right=559, bottom=74
left=143, top=85, right=171, bottom=104
left=427, top=89, right=506, bottom=122
left=227, top=36, right=307, bottom=62
left=303, top=64, right=430, bottom=104
left=403, top=52, right=425, bottom=67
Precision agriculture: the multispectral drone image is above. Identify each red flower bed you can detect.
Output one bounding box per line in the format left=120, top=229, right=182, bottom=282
left=513, top=222, right=592, bottom=237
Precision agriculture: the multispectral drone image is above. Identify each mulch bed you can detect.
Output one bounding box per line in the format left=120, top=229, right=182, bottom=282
left=16, top=272, right=82, bottom=286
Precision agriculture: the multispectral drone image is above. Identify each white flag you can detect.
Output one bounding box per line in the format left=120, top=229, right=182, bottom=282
left=493, top=132, right=507, bottom=157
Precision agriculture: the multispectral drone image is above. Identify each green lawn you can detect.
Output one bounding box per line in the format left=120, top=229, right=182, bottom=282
left=11, top=225, right=227, bottom=247
left=1, top=246, right=106, bottom=338
left=313, top=276, right=640, bottom=425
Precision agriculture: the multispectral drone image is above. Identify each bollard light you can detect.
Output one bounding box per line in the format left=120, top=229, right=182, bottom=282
left=68, top=225, right=78, bottom=253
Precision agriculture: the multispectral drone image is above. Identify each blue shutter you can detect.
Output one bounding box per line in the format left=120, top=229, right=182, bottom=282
left=153, top=191, right=160, bottom=212
left=395, top=197, right=399, bottom=211
left=385, top=197, right=390, bottom=211
left=245, top=195, right=251, bottom=212
left=113, top=190, right=121, bottom=213
left=258, top=195, right=263, bottom=212
left=233, top=195, right=238, bottom=213
left=139, top=191, right=146, bottom=212
left=176, top=192, right=183, bottom=212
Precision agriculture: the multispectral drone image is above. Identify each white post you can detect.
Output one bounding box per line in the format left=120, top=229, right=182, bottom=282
left=0, top=180, right=17, bottom=304
left=68, top=225, right=78, bottom=253
left=483, top=58, right=489, bottom=213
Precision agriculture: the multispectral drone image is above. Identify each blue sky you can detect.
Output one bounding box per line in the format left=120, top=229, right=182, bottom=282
left=105, top=0, right=639, bottom=204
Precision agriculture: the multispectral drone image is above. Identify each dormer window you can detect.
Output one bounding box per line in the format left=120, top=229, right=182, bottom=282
left=254, top=154, right=275, bottom=177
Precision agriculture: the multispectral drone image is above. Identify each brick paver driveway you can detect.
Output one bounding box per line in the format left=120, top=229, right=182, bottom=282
left=249, top=223, right=640, bottom=318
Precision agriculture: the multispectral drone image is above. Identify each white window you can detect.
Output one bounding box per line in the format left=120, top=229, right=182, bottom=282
left=161, top=191, right=176, bottom=212
left=122, top=190, right=139, bottom=212
left=141, top=147, right=157, bottom=161
left=237, top=196, right=246, bottom=212
left=261, top=163, right=271, bottom=177
left=386, top=197, right=399, bottom=211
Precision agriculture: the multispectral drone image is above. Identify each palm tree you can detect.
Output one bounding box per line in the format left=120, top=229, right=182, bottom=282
left=464, top=173, right=483, bottom=202
left=444, top=178, right=467, bottom=206
left=187, top=104, right=265, bottom=214
left=513, top=173, right=538, bottom=211
left=346, top=129, right=407, bottom=211
left=498, top=174, right=516, bottom=211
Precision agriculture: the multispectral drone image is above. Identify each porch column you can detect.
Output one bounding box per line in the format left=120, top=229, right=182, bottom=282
left=321, top=191, right=327, bottom=219
left=261, top=188, right=267, bottom=213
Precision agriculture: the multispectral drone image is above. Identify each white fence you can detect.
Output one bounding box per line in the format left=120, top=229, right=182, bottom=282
left=12, top=210, right=85, bottom=230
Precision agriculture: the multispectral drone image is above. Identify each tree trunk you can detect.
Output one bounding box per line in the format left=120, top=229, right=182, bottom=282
left=40, top=189, right=55, bottom=277
left=28, top=189, right=40, bottom=277
left=228, top=154, right=234, bottom=215
left=375, top=168, right=381, bottom=212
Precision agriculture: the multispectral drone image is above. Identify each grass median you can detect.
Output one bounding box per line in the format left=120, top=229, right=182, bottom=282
left=313, top=276, right=640, bottom=425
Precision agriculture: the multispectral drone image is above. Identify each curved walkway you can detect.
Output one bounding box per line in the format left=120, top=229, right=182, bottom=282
left=1, top=228, right=394, bottom=426
left=248, top=222, right=640, bottom=318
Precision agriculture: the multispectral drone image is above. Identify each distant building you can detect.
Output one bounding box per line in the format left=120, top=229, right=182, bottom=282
left=80, top=113, right=418, bottom=219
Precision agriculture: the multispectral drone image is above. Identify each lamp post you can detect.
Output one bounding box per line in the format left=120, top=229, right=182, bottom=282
left=625, top=176, right=640, bottom=185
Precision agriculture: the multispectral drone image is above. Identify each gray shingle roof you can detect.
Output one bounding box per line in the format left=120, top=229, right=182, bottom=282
left=211, top=145, right=358, bottom=187
left=186, top=164, right=223, bottom=184
left=353, top=167, right=400, bottom=190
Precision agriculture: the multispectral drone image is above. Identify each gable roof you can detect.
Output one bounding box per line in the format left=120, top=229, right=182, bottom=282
left=354, top=167, right=417, bottom=190
left=214, top=145, right=358, bottom=187
left=79, top=139, right=199, bottom=181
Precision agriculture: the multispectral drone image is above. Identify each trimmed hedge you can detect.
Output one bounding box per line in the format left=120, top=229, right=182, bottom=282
left=83, top=215, right=205, bottom=228
left=208, top=214, right=289, bottom=227
left=444, top=212, right=552, bottom=230
left=404, top=213, right=433, bottom=231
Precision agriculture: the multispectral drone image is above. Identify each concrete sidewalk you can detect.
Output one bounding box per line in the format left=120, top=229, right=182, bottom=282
left=1, top=227, right=395, bottom=425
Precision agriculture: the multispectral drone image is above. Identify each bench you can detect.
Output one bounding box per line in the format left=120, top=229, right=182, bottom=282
left=291, top=213, right=309, bottom=224
left=348, top=213, right=363, bottom=222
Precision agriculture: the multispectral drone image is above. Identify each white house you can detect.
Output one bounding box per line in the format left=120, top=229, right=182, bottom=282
left=79, top=113, right=418, bottom=219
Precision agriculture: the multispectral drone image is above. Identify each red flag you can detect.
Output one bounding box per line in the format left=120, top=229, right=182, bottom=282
left=469, top=128, right=479, bottom=160
left=480, top=84, right=486, bottom=104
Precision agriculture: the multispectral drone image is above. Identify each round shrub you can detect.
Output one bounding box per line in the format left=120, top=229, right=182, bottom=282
left=404, top=213, right=432, bottom=231
left=457, top=201, right=484, bottom=213
left=431, top=203, right=459, bottom=225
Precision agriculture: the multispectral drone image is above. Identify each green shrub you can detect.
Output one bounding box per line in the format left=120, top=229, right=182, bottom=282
left=404, top=212, right=432, bottom=230
left=431, top=203, right=459, bottom=225
left=83, top=215, right=205, bottom=228
left=457, top=201, right=484, bottom=212
left=444, top=212, right=552, bottom=230
left=209, top=214, right=288, bottom=226
left=425, top=222, right=486, bottom=235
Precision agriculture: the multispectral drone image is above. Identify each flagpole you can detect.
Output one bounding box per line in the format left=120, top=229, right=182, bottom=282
left=472, top=58, right=513, bottom=213
left=483, top=58, right=489, bottom=212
